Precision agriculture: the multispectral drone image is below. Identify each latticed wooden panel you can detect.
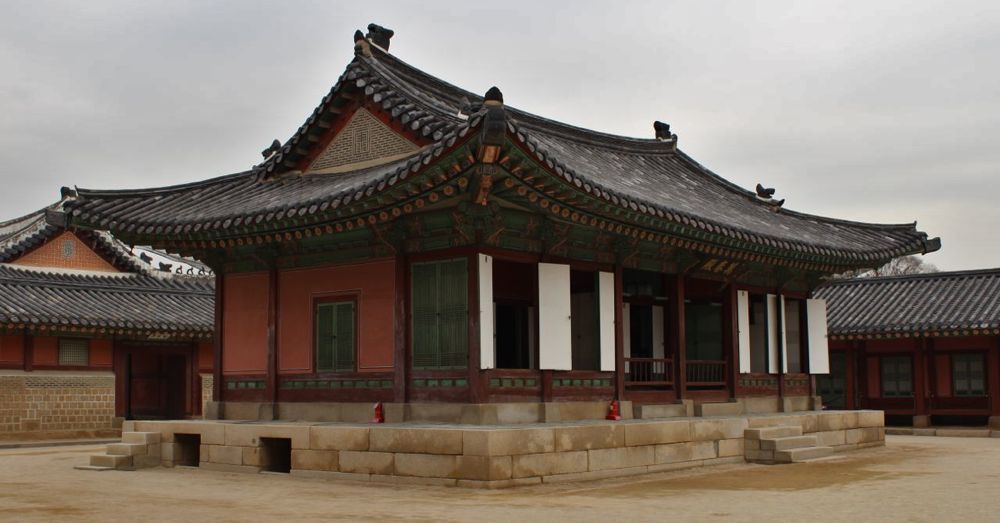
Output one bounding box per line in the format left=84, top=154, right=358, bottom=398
left=57, top=338, right=90, bottom=366
left=411, top=258, right=468, bottom=369
left=309, top=108, right=418, bottom=171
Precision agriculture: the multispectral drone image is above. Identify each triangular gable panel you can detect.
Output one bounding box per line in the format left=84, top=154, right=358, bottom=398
left=307, top=107, right=420, bottom=174
left=11, top=231, right=119, bottom=273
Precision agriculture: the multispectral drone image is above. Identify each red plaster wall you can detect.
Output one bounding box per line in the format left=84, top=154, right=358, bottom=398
left=33, top=337, right=58, bottom=366
left=198, top=342, right=213, bottom=372
left=90, top=339, right=112, bottom=367
left=278, top=259, right=396, bottom=373
left=222, top=272, right=269, bottom=374
left=12, top=231, right=119, bottom=273
left=0, top=335, right=24, bottom=365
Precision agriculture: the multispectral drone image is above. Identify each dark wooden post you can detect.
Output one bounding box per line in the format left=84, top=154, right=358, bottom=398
left=845, top=342, right=856, bottom=410
left=212, top=273, right=224, bottom=407
left=393, top=255, right=408, bottom=404
left=614, top=264, right=625, bottom=400
left=671, top=275, right=687, bottom=399
left=22, top=331, right=33, bottom=372
left=265, top=265, right=279, bottom=420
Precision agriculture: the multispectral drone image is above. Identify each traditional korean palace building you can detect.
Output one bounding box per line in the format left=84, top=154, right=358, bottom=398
left=59, top=26, right=939, bottom=424
left=815, top=269, right=1000, bottom=428
left=0, top=204, right=214, bottom=435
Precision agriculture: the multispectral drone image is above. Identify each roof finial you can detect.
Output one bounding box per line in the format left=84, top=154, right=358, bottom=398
left=484, top=86, right=503, bottom=106
left=366, top=23, right=394, bottom=51
left=354, top=29, right=371, bottom=57
left=653, top=121, right=674, bottom=141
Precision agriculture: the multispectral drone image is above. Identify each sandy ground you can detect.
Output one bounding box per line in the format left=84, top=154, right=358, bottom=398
left=0, top=435, right=997, bottom=522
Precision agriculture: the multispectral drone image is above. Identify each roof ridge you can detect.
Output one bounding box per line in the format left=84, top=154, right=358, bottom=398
left=821, top=267, right=1000, bottom=286
left=0, top=264, right=215, bottom=295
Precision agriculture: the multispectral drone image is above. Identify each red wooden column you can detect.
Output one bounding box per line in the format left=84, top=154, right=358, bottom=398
left=265, top=265, right=279, bottom=420
left=844, top=342, right=856, bottom=410
left=671, top=275, right=687, bottom=399
left=988, top=336, right=1000, bottom=427
left=393, top=255, right=408, bottom=404
left=212, top=272, right=225, bottom=407
left=613, top=264, right=625, bottom=400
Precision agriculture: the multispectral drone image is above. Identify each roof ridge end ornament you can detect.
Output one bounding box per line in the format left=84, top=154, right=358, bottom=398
left=653, top=120, right=678, bottom=150
left=366, top=23, right=394, bottom=52
left=354, top=29, right=372, bottom=57
left=478, top=86, right=506, bottom=164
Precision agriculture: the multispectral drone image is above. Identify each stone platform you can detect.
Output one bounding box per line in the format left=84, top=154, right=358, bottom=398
left=97, top=410, right=884, bottom=488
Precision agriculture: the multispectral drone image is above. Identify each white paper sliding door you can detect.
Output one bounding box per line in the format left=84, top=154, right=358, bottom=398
left=478, top=254, right=494, bottom=369
left=806, top=298, right=830, bottom=374
left=538, top=263, right=572, bottom=370
left=737, top=290, right=751, bottom=373
left=767, top=294, right=780, bottom=374
left=598, top=272, right=616, bottom=372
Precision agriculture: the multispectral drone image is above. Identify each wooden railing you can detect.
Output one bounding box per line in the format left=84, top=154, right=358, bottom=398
left=686, top=360, right=727, bottom=387
left=625, top=357, right=673, bottom=386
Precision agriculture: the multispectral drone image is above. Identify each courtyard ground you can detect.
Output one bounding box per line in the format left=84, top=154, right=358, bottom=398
left=0, top=435, right=995, bottom=522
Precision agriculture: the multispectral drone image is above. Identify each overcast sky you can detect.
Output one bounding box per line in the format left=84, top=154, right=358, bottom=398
left=2, top=1, right=997, bottom=270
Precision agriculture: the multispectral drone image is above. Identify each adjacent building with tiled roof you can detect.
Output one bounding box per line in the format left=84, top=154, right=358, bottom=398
left=55, top=24, right=939, bottom=423
left=814, top=270, right=1000, bottom=428
left=0, top=204, right=215, bottom=437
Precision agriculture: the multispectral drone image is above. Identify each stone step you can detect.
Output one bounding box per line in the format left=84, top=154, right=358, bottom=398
left=774, top=446, right=834, bottom=463
left=761, top=435, right=817, bottom=451
left=636, top=404, right=688, bottom=419
left=745, top=425, right=803, bottom=440
left=90, top=454, right=133, bottom=469
left=123, top=431, right=161, bottom=444
left=107, top=443, right=148, bottom=457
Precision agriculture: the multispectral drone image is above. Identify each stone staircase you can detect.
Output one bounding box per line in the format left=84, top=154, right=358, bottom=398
left=74, top=431, right=162, bottom=471
left=744, top=426, right=833, bottom=464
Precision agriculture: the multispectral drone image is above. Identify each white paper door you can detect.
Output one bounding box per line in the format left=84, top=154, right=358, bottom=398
left=478, top=254, right=494, bottom=369
left=538, top=263, right=572, bottom=370
left=807, top=298, right=830, bottom=374
left=737, top=290, right=751, bottom=373
left=598, top=272, right=615, bottom=372
left=767, top=294, right=780, bottom=374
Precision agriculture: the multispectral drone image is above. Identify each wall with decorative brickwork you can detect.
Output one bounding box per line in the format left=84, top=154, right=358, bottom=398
left=0, top=371, right=115, bottom=434
left=11, top=231, right=119, bottom=272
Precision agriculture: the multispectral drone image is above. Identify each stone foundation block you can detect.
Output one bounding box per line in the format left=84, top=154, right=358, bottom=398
left=655, top=441, right=716, bottom=464
left=624, top=420, right=691, bottom=447
left=844, top=428, right=864, bottom=445
left=511, top=451, right=588, bottom=478
left=857, top=410, right=884, bottom=428
left=161, top=443, right=177, bottom=462
left=338, top=451, right=394, bottom=475
left=394, top=453, right=512, bottom=481
left=859, top=427, right=885, bottom=443
left=691, top=418, right=748, bottom=441
left=718, top=438, right=744, bottom=457
left=201, top=462, right=260, bottom=474
left=745, top=449, right=774, bottom=462
left=242, top=447, right=263, bottom=467
left=817, top=411, right=859, bottom=432
left=207, top=445, right=243, bottom=466
left=291, top=449, right=339, bottom=471
left=224, top=423, right=310, bottom=449
left=457, top=478, right=543, bottom=489
left=370, top=427, right=464, bottom=455
left=463, top=428, right=554, bottom=456
left=553, top=424, right=624, bottom=451
left=310, top=426, right=370, bottom=451
left=588, top=446, right=654, bottom=471
left=815, top=430, right=847, bottom=447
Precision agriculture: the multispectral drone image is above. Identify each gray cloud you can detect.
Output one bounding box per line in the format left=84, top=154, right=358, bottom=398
left=1, top=0, right=997, bottom=269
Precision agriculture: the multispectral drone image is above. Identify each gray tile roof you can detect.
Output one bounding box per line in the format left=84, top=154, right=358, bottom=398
left=64, top=39, right=938, bottom=267
left=0, top=206, right=215, bottom=339
left=814, top=269, right=1000, bottom=336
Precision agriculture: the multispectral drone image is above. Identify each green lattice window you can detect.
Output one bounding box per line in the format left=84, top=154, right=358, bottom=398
left=880, top=356, right=912, bottom=398
left=315, top=299, right=356, bottom=372
left=58, top=338, right=89, bottom=366
left=411, top=258, right=468, bottom=369
left=952, top=353, right=986, bottom=397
